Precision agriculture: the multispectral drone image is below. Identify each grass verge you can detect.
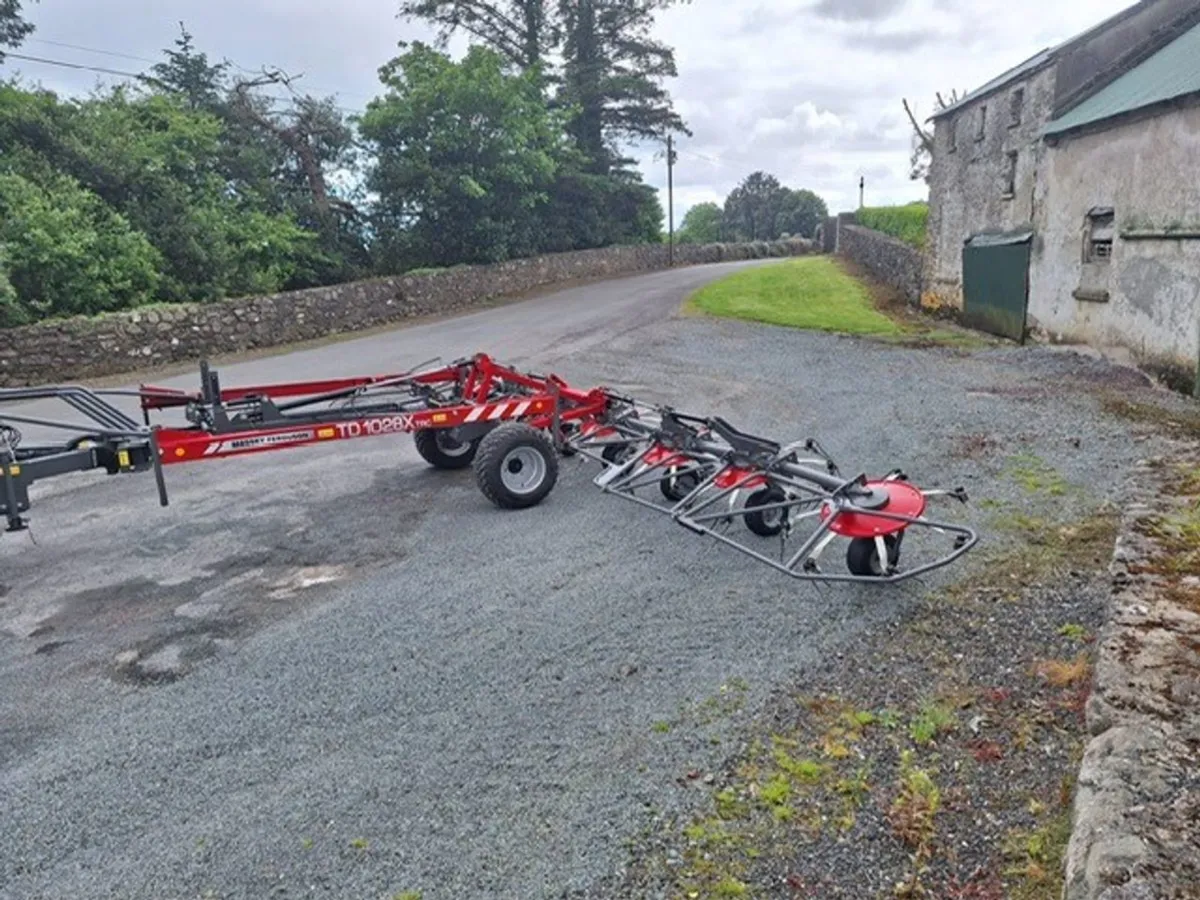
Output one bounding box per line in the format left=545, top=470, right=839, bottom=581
left=686, top=257, right=903, bottom=336
left=685, top=257, right=993, bottom=350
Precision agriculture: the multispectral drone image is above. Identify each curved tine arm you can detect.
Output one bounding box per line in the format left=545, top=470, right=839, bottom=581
left=0, top=410, right=148, bottom=440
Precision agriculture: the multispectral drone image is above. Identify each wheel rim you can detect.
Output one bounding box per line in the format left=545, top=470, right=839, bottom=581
left=501, top=446, right=547, bottom=495
left=668, top=469, right=699, bottom=496
left=435, top=432, right=472, bottom=457
left=760, top=507, right=783, bottom=529
left=869, top=548, right=883, bottom=576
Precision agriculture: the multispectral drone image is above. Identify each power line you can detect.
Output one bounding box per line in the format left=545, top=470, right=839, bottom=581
left=1, top=49, right=366, bottom=116
left=1, top=51, right=155, bottom=82
left=24, top=37, right=159, bottom=66
left=24, top=33, right=376, bottom=106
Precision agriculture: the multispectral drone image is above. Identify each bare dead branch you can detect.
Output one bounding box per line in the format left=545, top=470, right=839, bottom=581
left=902, top=97, right=934, bottom=152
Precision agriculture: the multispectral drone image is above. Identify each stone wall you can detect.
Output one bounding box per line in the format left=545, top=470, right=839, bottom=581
left=835, top=223, right=924, bottom=305
left=1064, top=444, right=1200, bottom=899
left=0, top=238, right=812, bottom=387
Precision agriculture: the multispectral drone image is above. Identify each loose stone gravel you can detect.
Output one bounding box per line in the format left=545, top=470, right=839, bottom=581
left=0, top=278, right=1183, bottom=900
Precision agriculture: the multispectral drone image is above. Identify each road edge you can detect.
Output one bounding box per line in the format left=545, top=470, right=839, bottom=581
left=60, top=259, right=773, bottom=390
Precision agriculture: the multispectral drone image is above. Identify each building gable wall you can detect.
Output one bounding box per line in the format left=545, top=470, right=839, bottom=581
left=924, top=66, right=1055, bottom=309
left=1028, top=100, right=1200, bottom=368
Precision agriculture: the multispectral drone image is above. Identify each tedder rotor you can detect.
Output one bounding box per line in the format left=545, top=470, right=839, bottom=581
left=1, top=352, right=977, bottom=584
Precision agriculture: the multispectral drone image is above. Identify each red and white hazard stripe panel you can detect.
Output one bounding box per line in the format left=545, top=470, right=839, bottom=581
left=463, top=399, right=536, bottom=423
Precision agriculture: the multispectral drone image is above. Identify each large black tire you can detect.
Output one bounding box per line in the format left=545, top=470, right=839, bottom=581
left=414, top=429, right=479, bottom=470
left=474, top=423, right=559, bottom=510
left=744, top=487, right=787, bottom=537
left=846, top=534, right=901, bottom=577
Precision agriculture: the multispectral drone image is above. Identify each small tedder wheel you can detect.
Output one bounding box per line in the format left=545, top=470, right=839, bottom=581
left=744, top=487, right=787, bottom=537
left=602, top=443, right=635, bottom=465
left=661, top=468, right=701, bottom=502
left=846, top=535, right=901, bottom=577
left=414, top=429, right=479, bottom=470
left=474, top=423, right=559, bottom=510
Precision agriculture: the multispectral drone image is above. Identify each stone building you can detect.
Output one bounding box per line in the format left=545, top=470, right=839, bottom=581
left=924, top=0, right=1200, bottom=369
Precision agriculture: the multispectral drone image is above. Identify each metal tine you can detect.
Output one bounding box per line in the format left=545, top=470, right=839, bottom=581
left=2, top=385, right=143, bottom=433
left=0, top=410, right=145, bottom=439
left=59, top=389, right=145, bottom=432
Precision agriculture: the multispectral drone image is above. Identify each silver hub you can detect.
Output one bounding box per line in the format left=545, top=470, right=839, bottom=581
left=436, top=431, right=471, bottom=457
left=501, top=446, right=547, bottom=495
left=760, top=507, right=783, bottom=528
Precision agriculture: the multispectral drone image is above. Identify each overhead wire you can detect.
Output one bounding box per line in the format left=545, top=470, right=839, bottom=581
left=1, top=51, right=157, bottom=82
left=3, top=39, right=369, bottom=116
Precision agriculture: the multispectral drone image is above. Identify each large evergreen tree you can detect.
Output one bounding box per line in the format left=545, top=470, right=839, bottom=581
left=558, top=0, right=690, bottom=173
left=398, top=0, right=689, bottom=173
left=398, top=0, right=554, bottom=71
left=149, top=24, right=229, bottom=112
left=721, top=173, right=828, bottom=242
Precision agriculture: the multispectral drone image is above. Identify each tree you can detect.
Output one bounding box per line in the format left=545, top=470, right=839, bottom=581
left=774, top=188, right=827, bottom=240
left=721, top=173, right=827, bottom=242
left=0, top=0, right=34, bottom=62
left=722, top=171, right=786, bottom=242
left=0, top=170, right=161, bottom=325
left=150, top=24, right=229, bottom=112
left=44, top=87, right=314, bottom=301
left=0, top=243, right=21, bottom=324
left=902, top=91, right=962, bottom=182
left=360, top=43, right=568, bottom=270
left=399, top=0, right=691, bottom=173
left=145, top=27, right=366, bottom=286
left=397, top=0, right=554, bottom=72
left=558, top=0, right=691, bottom=172
left=230, top=72, right=358, bottom=223
left=676, top=201, right=721, bottom=244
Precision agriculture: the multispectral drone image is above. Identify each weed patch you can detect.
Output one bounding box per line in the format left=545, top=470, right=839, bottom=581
left=610, top=505, right=1110, bottom=899
left=1100, top=395, right=1200, bottom=440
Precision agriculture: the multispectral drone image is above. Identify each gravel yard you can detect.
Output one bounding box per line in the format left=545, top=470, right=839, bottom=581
left=0, top=263, right=1178, bottom=899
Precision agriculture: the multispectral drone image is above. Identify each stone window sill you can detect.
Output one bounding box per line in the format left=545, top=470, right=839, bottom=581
left=1073, top=288, right=1110, bottom=303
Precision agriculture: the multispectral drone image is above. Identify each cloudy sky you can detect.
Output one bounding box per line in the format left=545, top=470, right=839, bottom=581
left=6, top=0, right=1137, bottom=224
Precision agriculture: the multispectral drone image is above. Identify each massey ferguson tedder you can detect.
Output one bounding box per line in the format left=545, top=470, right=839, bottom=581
left=1, top=353, right=977, bottom=584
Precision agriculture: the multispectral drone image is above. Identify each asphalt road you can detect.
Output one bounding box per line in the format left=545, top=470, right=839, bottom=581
left=0, top=260, right=1164, bottom=900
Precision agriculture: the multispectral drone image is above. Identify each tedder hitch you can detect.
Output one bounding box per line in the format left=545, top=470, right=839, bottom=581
left=1, top=352, right=978, bottom=585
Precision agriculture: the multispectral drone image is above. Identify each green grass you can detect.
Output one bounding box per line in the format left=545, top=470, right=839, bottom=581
left=857, top=202, right=929, bottom=248
left=687, top=257, right=905, bottom=336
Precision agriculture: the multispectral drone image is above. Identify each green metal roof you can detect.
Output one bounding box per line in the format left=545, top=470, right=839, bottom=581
left=1044, top=19, right=1200, bottom=136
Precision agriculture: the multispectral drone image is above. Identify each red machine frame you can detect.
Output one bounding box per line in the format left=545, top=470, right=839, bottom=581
left=2, top=351, right=978, bottom=584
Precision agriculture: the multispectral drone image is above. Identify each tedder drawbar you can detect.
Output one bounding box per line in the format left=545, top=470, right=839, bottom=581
left=1, top=353, right=977, bottom=584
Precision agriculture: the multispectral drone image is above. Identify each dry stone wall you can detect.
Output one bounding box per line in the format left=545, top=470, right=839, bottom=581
left=1064, top=448, right=1200, bottom=899
left=0, top=239, right=812, bottom=387
left=836, top=223, right=924, bottom=305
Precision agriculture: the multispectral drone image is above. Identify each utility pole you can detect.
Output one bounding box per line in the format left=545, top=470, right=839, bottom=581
left=859, top=176, right=865, bottom=209
left=667, top=133, right=676, bottom=266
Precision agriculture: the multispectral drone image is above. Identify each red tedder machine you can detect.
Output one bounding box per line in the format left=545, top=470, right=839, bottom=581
left=1, top=353, right=977, bottom=583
